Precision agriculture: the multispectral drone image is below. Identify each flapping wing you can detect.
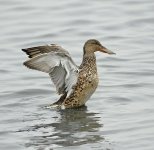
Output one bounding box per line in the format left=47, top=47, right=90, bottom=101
left=22, top=44, right=79, bottom=95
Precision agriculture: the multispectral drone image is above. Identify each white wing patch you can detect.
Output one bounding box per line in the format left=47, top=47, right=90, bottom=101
left=24, top=52, right=79, bottom=95
left=49, top=63, right=66, bottom=94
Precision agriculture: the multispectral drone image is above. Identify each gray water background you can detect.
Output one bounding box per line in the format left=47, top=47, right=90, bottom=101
left=0, top=0, right=154, bottom=150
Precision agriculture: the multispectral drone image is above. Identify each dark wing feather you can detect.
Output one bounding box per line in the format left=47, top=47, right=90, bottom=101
left=22, top=44, right=68, bottom=58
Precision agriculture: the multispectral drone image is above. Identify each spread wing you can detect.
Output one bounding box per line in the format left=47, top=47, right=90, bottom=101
left=22, top=44, right=79, bottom=95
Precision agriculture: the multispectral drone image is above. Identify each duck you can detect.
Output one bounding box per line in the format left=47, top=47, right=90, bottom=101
left=22, top=39, right=115, bottom=109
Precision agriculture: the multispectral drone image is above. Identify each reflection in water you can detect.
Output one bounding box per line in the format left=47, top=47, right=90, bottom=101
left=25, top=106, right=104, bottom=149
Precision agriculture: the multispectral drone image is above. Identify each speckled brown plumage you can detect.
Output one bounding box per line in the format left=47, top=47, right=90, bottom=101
left=22, top=39, right=115, bottom=109
left=63, top=54, right=99, bottom=108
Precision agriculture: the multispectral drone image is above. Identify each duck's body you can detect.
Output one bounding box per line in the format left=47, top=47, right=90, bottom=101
left=63, top=53, right=98, bottom=108
left=22, top=39, right=115, bottom=109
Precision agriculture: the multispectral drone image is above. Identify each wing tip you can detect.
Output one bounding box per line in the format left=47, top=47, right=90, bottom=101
left=22, top=48, right=36, bottom=58
left=22, top=48, right=31, bottom=58
left=23, top=60, right=31, bottom=69
left=22, top=48, right=26, bottom=52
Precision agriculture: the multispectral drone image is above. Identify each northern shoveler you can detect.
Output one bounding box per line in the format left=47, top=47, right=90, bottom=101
left=22, top=39, right=115, bottom=109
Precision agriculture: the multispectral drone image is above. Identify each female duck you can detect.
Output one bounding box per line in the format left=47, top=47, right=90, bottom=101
left=22, top=39, right=115, bottom=109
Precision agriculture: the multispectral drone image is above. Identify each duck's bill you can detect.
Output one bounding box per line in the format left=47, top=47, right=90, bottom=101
left=102, top=47, right=116, bottom=55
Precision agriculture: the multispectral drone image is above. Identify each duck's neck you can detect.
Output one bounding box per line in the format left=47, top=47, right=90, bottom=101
left=80, top=52, right=97, bottom=69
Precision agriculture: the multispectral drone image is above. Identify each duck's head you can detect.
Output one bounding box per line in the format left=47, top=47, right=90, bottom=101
left=84, top=39, right=115, bottom=55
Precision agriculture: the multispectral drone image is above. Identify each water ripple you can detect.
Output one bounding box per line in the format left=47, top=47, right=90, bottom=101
left=0, top=0, right=154, bottom=149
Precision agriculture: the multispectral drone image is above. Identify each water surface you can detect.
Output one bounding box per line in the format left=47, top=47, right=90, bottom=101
left=0, top=0, right=154, bottom=150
